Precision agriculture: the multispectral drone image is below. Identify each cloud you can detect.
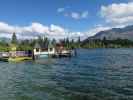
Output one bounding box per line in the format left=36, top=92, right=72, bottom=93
left=67, top=11, right=89, bottom=20
left=81, top=11, right=89, bottom=18
left=0, top=22, right=14, bottom=33
left=31, top=23, right=49, bottom=33
left=57, top=8, right=65, bottom=13
left=0, top=21, right=113, bottom=40
left=57, top=7, right=89, bottom=20
left=0, top=22, right=90, bottom=40
left=71, top=12, right=81, bottom=20
left=0, top=22, right=48, bottom=35
left=65, top=25, right=111, bottom=40
left=101, top=2, right=133, bottom=26
left=50, top=24, right=65, bottom=34
left=0, top=22, right=67, bottom=39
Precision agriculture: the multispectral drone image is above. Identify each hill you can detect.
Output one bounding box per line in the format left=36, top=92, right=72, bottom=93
left=87, top=25, right=133, bottom=40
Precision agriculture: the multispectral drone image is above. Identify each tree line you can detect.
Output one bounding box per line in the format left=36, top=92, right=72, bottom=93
left=82, top=37, right=133, bottom=48
left=0, top=33, right=81, bottom=52
left=0, top=33, right=133, bottom=52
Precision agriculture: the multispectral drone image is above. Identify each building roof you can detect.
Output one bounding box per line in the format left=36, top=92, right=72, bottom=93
left=48, top=42, right=54, bottom=48
left=34, top=42, right=41, bottom=48
left=56, top=43, right=64, bottom=47
left=34, top=42, right=54, bottom=49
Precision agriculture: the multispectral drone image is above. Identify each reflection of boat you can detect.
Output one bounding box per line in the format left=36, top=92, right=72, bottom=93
left=8, top=57, right=32, bottom=62
left=35, top=58, right=55, bottom=65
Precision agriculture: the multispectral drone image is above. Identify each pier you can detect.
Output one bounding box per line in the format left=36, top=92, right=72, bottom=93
left=0, top=51, right=32, bottom=62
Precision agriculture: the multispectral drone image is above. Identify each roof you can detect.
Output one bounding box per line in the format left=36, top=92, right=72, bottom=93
left=48, top=42, right=54, bottom=48
left=41, top=42, right=48, bottom=48
left=56, top=43, right=64, bottom=47
left=34, top=42, right=41, bottom=48
left=34, top=42, right=54, bottom=49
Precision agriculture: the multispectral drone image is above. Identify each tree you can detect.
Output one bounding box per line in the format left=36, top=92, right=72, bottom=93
left=43, top=37, right=49, bottom=47
left=103, top=36, right=107, bottom=42
left=51, top=38, right=56, bottom=46
left=77, top=37, right=81, bottom=48
left=11, top=32, right=17, bottom=44
left=103, top=36, right=108, bottom=47
left=78, top=37, right=81, bottom=43
left=65, top=37, right=70, bottom=49
left=37, top=36, right=43, bottom=46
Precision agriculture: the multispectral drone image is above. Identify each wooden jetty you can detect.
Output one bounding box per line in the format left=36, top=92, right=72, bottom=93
left=0, top=51, right=32, bottom=62
left=0, top=43, right=76, bottom=62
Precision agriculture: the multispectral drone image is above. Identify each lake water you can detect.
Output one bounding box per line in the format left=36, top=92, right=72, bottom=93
left=0, top=49, right=133, bottom=100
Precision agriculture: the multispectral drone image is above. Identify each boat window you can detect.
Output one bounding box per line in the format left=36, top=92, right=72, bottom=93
left=50, top=48, right=53, bottom=51
left=36, top=48, right=39, bottom=52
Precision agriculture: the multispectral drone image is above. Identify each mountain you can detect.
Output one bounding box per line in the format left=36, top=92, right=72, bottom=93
left=0, top=37, right=11, bottom=43
left=87, top=25, right=133, bottom=40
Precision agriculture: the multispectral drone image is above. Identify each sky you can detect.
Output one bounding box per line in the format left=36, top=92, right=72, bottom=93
left=0, top=0, right=132, bottom=40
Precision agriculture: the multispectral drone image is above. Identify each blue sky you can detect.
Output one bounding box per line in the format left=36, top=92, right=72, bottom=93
left=0, top=0, right=132, bottom=39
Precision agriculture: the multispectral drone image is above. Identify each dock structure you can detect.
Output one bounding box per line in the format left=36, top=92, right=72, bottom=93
left=0, top=52, right=9, bottom=58
left=0, top=42, right=76, bottom=62
left=0, top=51, right=32, bottom=62
left=33, top=42, right=75, bottom=59
left=0, top=52, right=9, bottom=61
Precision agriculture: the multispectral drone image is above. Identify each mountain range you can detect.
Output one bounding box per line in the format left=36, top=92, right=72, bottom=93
left=86, top=25, right=133, bottom=41
left=0, top=37, right=11, bottom=43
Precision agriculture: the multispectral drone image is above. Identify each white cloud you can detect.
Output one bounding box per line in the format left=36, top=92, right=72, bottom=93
left=64, top=25, right=111, bottom=40
left=0, top=22, right=14, bottom=33
left=68, top=11, right=89, bottom=20
left=81, top=11, right=89, bottom=19
left=50, top=24, right=65, bottom=34
left=57, top=8, right=65, bottom=13
left=69, top=32, right=84, bottom=38
left=71, top=12, right=81, bottom=20
left=0, top=21, right=113, bottom=40
left=0, top=20, right=120, bottom=41
left=0, top=22, right=67, bottom=39
left=57, top=7, right=89, bottom=20
left=31, top=23, right=49, bottom=33
left=101, top=2, right=133, bottom=26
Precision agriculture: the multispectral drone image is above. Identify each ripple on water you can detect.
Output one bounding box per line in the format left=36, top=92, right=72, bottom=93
left=0, top=49, right=133, bottom=100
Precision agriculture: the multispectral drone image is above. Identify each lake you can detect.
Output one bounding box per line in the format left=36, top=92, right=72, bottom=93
left=0, top=49, right=133, bottom=100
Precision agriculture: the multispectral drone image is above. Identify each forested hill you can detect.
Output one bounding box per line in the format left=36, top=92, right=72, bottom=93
left=87, top=25, right=133, bottom=40
left=82, top=25, right=133, bottom=48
